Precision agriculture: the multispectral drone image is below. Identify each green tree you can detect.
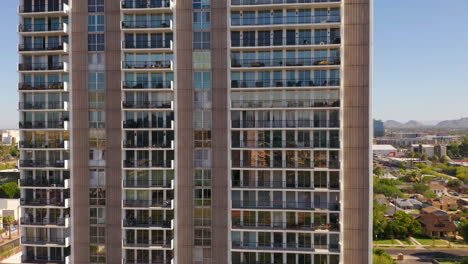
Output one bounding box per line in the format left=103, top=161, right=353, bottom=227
left=413, top=183, right=429, bottom=194
left=460, top=218, right=468, bottom=244
left=373, top=200, right=388, bottom=239
left=440, top=155, right=451, bottom=164
left=373, top=249, right=396, bottom=264
left=461, top=256, right=468, bottom=264
left=385, top=211, right=422, bottom=238
left=374, top=166, right=385, bottom=176
left=447, top=179, right=461, bottom=188
left=423, top=190, right=437, bottom=199
left=3, top=215, right=15, bottom=240
left=0, top=182, right=20, bottom=199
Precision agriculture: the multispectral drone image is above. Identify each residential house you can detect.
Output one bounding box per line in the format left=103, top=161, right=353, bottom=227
left=431, top=197, right=459, bottom=211
left=421, top=206, right=447, bottom=216
left=394, top=198, right=422, bottom=210
left=417, top=213, right=458, bottom=238
left=429, top=182, right=446, bottom=197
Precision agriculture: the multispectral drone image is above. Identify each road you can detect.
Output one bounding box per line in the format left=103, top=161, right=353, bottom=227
left=386, top=248, right=468, bottom=264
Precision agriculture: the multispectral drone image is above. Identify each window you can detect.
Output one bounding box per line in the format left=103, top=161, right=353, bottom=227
left=88, top=15, right=105, bottom=32
left=88, top=73, right=105, bottom=90
left=194, top=72, right=211, bottom=89
left=90, top=168, right=106, bottom=186
left=194, top=169, right=211, bottom=187
left=194, top=91, right=211, bottom=109
left=193, top=32, right=210, bottom=49
left=194, top=228, right=211, bottom=246
left=88, top=53, right=105, bottom=71
left=90, top=245, right=106, bottom=263
left=193, top=12, right=210, bottom=30
left=89, top=111, right=106, bottom=128
left=90, top=207, right=106, bottom=224
left=89, top=188, right=106, bottom=206
left=88, top=0, right=104, bottom=12
left=90, top=226, right=106, bottom=244
left=193, top=0, right=210, bottom=9
left=193, top=51, right=211, bottom=70
left=194, top=110, right=211, bottom=129
left=88, top=34, right=105, bottom=51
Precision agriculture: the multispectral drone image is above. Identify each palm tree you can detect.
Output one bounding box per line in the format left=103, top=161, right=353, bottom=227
left=3, top=215, right=15, bottom=240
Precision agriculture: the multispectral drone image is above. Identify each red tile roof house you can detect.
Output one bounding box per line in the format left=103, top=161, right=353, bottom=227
left=416, top=213, right=458, bottom=238
left=430, top=197, right=459, bottom=211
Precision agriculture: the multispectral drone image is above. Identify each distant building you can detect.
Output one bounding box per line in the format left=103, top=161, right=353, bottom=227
left=394, top=198, right=422, bottom=210
left=421, top=206, right=447, bottom=216
left=373, top=144, right=397, bottom=157
left=0, top=199, right=20, bottom=220
left=374, top=119, right=385, bottom=138
left=431, top=197, right=458, bottom=211
left=417, top=213, right=458, bottom=238
left=0, top=130, right=19, bottom=145
left=429, top=182, right=446, bottom=197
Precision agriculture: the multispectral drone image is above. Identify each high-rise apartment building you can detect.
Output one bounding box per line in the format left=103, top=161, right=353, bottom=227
left=18, top=0, right=371, bottom=263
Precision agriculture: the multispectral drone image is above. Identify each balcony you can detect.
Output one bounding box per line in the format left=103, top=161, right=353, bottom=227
left=231, top=57, right=340, bottom=68
left=231, top=119, right=339, bottom=129
left=123, top=199, right=173, bottom=208
left=123, top=179, right=173, bottom=188
left=21, top=236, right=69, bottom=246
left=123, top=239, right=173, bottom=248
left=231, top=78, right=340, bottom=89
left=123, top=81, right=173, bottom=90
left=231, top=222, right=339, bottom=231
left=19, top=140, right=69, bottom=149
left=232, top=181, right=340, bottom=190
left=19, top=121, right=68, bottom=130
left=231, top=140, right=340, bottom=149
left=21, top=198, right=69, bottom=207
left=18, top=82, right=67, bottom=91
left=231, top=36, right=340, bottom=48
left=19, top=3, right=69, bottom=15
left=122, top=40, right=173, bottom=50
left=123, top=120, right=173, bottom=129
left=122, top=0, right=173, bottom=9
left=123, top=100, right=172, bottom=109
left=19, top=42, right=69, bottom=54
left=231, top=15, right=341, bottom=27
left=22, top=256, right=69, bottom=264
left=18, top=62, right=68, bottom=72
left=18, top=23, right=69, bottom=35
left=123, top=260, right=172, bottom=264
left=20, top=217, right=69, bottom=227
left=231, top=99, right=340, bottom=109
left=231, top=241, right=340, bottom=252
left=20, top=178, right=69, bottom=188
left=19, top=101, right=68, bottom=111
left=232, top=200, right=340, bottom=211
left=231, top=0, right=341, bottom=6
left=123, top=140, right=173, bottom=149
left=20, top=159, right=68, bottom=169
left=124, top=159, right=172, bottom=168
left=123, top=218, right=173, bottom=228
left=122, top=20, right=172, bottom=30
left=123, top=60, right=172, bottom=70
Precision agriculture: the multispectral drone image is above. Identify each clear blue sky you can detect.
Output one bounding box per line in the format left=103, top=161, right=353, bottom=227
left=1, top=0, right=467, bottom=128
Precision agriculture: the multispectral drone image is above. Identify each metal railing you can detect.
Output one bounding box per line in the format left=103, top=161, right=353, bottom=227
left=123, top=218, right=171, bottom=228
left=19, top=23, right=65, bottom=32
left=18, top=82, right=64, bottom=91
left=123, top=81, right=172, bottom=89
left=123, top=159, right=172, bottom=168
left=231, top=36, right=341, bottom=47
left=21, top=236, right=66, bottom=245
left=123, top=200, right=172, bottom=208
left=231, top=119, right=339, bottom=129
left=20, top=217, right=67, bottom=226
left=21, top=256, right=66, bottom=264
left=124, top=179, right=172, bottom=188
left=19, top=121, right=65, bottom=129
left=20, top=198, right=67, bottom=207
left=19, top=140, right=65, bottom=149
left=122, top=100, right=172, bottom=109
left=19, top=62, right=64, bottom=71
left=123, top=40, right=172, bottom=49
left=123, top=60, right=172, bottom=69
left=122, top=20, right=171, bottom=29
left=231, top=78, right=340, bottom=88
left=232, top=57, right=340, bottom=67
left=20, top=160, right=66, bottom=168
left=231, top=15, right=341, bottom=26
left=123, top=239, right=172, bottom=247
left=231, top=221, right=339, bottom=231
left=19, top=4, right=64, bottom=13
left=231, top=200, right=340, bottom=210
left=19, top=43, right=65, bottom=52
left=231, top=140, right=340, bottom=149
left=19, top=101, right=65, bottom=110
left=231, top=0, right=340, bottom=5
left=123, top=120, right=172, bottom=129
left=231, top=99, right=340, bottom=108
left=231, top=241, right=340, bottom=251
left=122, top=0, right=171, bottom=9
left=231, top=181, right=340, bottom=189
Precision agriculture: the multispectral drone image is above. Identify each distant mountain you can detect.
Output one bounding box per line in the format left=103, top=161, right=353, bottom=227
left=435, top=118, right=468, bottom=129
left=384, top=120, right=426, bottom=129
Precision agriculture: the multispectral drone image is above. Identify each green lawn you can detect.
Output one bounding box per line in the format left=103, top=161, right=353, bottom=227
left=373, top=239, right=398, bottom=245
left=400, top=238, right=413, bottom=245
left=414, top=237, right=448, bottom=246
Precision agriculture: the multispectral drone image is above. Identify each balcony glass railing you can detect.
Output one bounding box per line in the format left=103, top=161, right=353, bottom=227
left=19, top=3, right=65, bottom=13
left=231, top=36, right=340, bottom=47
left=123, top=159, right=172, bottom=168
left=231, top=78, right=340, bottom=88
left=123, top=120, right=172, bottom=129
left=123, top=180, right=172, bottom=188
left=20, top=160, right=66, bottom=168
left=123, top=218, right=171, bottom=228
left=232, top=200, right=340, bottom=210
left=231, top=221, right=339, bottom=231
left=122, top=0, right=171, bottom=9
left=19, top=43, right=66, bottom=52
left=19, top=23, right=65, bottom=32
left=231, top=0, right=341, bottom=5
left=232, top=57, right=340, bottom=67
left=122, top=100, right=172, bottom=109
left=232, top=180, right=340, bottom=189
left=123, top=40, right=172, bottom=49
left=123, top=239, right=172, bottom=247
left=231, top=119, right=339, bottom=129
left=123, top=60, right=172, bottom=69
left=231, top=99, right=340, bottom=108
left=231, top=140, right=340, bottom=149
left=22, top=256, right=66, bottom=264
left=19, top=121, right=66, bottom=129
left=19, top=140, right=66, bottom=149
left=123, top=81, right=172, bottom=89
left=231, top=241, right=340, bottom=252
left=20, top=178, right=67, bottom=187
left=19, top=82, right=64, bottom=91
left=122, top=20, right=171, bottom=29
left=19, top=62, right=64, bottom=71
left=21, top=236, right=66, bottom=245
left=123, top=199, right=172, bottom=208
left=123, top=140, right=172, bottom=148
left=19, top=101, right=65, bottom=110
left=20, top=217, right=67, bottom=226
left=231, top=15, right=340, bottom=26
left=21, top=198, right=67, bottom=207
